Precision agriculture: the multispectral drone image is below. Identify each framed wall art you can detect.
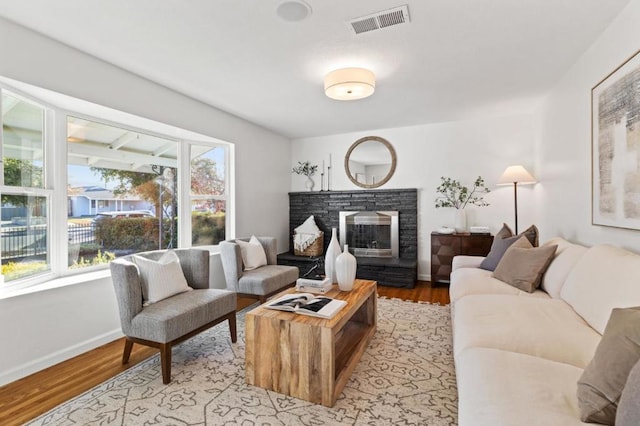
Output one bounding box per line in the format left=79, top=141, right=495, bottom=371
left=592, top=49, right=640, bottom=230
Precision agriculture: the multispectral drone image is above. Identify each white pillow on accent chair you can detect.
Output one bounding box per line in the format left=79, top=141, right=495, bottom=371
left=134, top=250, right=192, bottom=305
left=236, top=235, right=268, bottom=271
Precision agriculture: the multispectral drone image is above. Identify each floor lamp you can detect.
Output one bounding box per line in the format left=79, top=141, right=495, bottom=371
left=497, top=165, right=536, bottom=234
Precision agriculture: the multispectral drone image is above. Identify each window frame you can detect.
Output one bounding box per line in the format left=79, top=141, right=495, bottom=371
left=0, top=81, right=232, bottom=290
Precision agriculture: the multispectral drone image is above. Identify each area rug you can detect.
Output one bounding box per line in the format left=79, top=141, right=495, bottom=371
left=28, top=298, right=457, bottom=425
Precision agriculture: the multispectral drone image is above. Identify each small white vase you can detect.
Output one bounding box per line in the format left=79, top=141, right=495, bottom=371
left=454, top=209, right=467, bottom=233
left=324, top=228, right=342, bottom=283
left=305, top=176, right=315, bottom=191
left=336, top=244, right=357, bottom=291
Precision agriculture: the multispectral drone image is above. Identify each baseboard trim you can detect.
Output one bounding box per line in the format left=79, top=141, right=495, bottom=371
left=0, top=329, right=123, bottom=387
left=419, top=273, right=431, bottom=281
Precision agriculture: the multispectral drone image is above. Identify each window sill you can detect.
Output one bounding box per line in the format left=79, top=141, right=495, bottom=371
left=0, top=269, right=112, bottom=301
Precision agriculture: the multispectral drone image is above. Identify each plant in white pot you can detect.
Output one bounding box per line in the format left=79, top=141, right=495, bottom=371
left=292, top=161, right=319, bottom=191
left=435, top=176, right=490, bottom=233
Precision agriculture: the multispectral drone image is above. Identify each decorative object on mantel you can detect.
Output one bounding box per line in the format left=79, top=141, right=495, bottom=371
left=335, top=244, right=357, bottom=291
left=293, top=215, right=324, bottom=256
left=497, top=165, right=536, bottom=234
left=324, top=227, right=342, bottom=284
left=292, top=161, right=318, bottom=191
left=321, top=154, right=333, bottom=191
left=345, top=136, right=397, bottom=189
left=592, top=48, right=640, bottom=231
left=435, top=176, right=490, bottom=233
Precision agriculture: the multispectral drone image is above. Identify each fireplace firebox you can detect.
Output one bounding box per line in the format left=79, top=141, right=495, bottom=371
left=339, top=211, right=399, bottom=258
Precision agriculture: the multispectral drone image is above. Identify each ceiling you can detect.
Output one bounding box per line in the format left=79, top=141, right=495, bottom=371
left=0, top=0, right=632, bottom=139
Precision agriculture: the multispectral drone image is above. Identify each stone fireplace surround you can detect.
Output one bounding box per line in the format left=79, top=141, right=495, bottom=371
left=279, top=188, right=417, bottom=288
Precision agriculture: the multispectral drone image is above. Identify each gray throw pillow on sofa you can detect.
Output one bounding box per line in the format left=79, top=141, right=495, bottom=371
left=479, top=235, right=522, bottom=271
left=480, top=225, right=540, bottom=271
left=617, top=358, right=640, bottom=426
left=493, top=238, right=557, bottom=292
left=577, top=307, right=640, bottom=425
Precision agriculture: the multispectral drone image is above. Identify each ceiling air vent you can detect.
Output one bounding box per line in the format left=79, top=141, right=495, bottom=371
left=348, top=5, right=410, bottom=35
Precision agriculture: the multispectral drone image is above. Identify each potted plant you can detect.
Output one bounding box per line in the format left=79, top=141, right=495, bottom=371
left=292, top=161, right=319, bottom=191
left=435, top=176, right=490, bottom=232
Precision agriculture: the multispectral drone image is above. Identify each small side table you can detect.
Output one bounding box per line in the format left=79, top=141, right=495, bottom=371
left=430, top=232, right=494, bottom=284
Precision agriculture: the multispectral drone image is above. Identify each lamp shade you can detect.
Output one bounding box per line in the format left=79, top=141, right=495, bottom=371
left=497, top=165, right=536, bottom=185
left=324, top=67, right=375, bottom=100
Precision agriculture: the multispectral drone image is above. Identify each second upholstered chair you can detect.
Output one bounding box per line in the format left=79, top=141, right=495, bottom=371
left=219, top=236, right=298, bottom=304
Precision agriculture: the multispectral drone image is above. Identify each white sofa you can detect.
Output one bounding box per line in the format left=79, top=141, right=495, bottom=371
left=450, top=237, right=640, bottom=426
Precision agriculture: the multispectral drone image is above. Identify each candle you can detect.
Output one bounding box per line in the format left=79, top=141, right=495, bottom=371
left=329, top=153, right=332, bottom=168
left=323, top=160, right=325, bottom=174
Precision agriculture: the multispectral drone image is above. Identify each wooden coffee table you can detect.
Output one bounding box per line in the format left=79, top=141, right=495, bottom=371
left=244, top=279, right=377, bottom=407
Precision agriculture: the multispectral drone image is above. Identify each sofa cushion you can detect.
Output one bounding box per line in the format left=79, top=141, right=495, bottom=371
left=238, top=264, right=298, bottom=296
left=577, top=307, right=640, bottom=424
left=561, top=244, right=640, bottom=335
left=493, top=237, right=557, bottom=293
left=454, top=295, right=601, bottom=368
left=456, top=347, right=586, bottom=426
left=540, top=238, right=588, bottom=299
left=129, top=289, right=236, bottom=343
left=617, top=358, right=640, bottom=426
left=450, top=267, right=550, bottom=303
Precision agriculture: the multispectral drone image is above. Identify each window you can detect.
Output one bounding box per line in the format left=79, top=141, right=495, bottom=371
left=1, top=91, right=51, bottom=282
left=190, top=144, right=227, bottom=246
left=67, top=117, right=178, bottom=269
left=0, top=79, right=231, bottom=288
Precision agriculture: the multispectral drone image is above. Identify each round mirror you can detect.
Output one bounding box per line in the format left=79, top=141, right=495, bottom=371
left=345, top=136, right=397, bottom=188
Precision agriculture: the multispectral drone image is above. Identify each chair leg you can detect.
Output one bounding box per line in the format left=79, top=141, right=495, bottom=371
left=228, top=314, right=237, bottom=343
left=122, top=338, right=134, bottom=364
left=160, top=343, right=172, bottom=384
left=259, top=295, right=267, bottom=304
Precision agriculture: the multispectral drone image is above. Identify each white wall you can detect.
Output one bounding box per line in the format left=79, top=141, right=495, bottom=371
left=292, top=113, right=537, bottom=279
left=0, top=17, right=291, bottom=385
left=535, top=0, right=640, bottom=252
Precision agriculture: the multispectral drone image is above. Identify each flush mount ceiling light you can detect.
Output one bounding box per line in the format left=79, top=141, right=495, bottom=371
left=276, top=1, right=312, bottom=22
left=324, top=68, right=376, bottom=101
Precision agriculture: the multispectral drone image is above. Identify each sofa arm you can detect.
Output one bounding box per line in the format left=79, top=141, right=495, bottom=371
left=452, top=255, right=485, bottom=271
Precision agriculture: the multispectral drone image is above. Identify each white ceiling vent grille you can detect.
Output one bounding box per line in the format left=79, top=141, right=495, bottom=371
left=348, top=5, right=410, bottom=35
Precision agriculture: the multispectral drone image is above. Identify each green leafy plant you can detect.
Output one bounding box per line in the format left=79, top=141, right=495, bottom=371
left=291, top=161, right=318, bottom=177
left=435, top=176, right=490, bottom=209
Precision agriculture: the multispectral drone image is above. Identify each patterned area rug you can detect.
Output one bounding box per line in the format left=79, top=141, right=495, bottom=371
left=28, top=298, right=457, bottom=425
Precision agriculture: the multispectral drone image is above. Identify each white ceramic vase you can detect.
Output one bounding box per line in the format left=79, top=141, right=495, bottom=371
left=324, top=228, right=342, bottom=283
left=454, top=209, right=467, bottom=233
left=336, top=244, right=357, bottom=291
left=305, top=176, right=315, bottom=191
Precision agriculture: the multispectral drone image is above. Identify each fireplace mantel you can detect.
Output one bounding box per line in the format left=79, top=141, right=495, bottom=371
left=283, top=189, right=417, bottom=288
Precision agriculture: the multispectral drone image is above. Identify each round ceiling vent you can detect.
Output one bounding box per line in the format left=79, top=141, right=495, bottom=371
left=276, top=1, right=312, bottom=22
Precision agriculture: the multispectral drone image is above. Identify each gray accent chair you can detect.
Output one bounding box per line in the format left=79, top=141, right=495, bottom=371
left=110, top=248, right=237, bottom=384
left=219, top=236, right=299, bottom=304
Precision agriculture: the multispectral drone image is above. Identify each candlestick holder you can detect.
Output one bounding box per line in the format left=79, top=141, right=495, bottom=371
left=327, top=166, right=332, bottom=191
left=320, top=172, right=325, bottom=191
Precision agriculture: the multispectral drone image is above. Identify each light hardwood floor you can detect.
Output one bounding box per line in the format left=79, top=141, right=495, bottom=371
left=0, top=280, right=449, bottom=426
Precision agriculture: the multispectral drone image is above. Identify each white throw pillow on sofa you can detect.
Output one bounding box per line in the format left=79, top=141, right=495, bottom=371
left=134, top=250, right=192, bottom=305
left=236, top=235, right=268, bottom=271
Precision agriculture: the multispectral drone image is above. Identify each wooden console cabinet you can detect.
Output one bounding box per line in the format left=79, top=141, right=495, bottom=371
left=430, top=232, right=493, bottom=284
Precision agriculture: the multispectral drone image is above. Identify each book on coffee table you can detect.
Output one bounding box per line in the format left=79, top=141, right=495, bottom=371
left=265, top=293, right=347, bottom=319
